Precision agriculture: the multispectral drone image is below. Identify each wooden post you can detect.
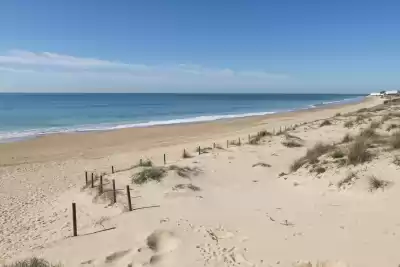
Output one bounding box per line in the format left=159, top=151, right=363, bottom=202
left=163, top=154, right=166, bottom=165
left=112, top=166, right=114, bottom=174
left=85, top=171, right=88, bottom=185
left=99, top=175, right=103, bottom=195
left=238, top=137, right=241, bottom=146
left=126, top=185, right=132, bottom=211
left=198, top=146, right=201, bottom=155
left=91, top=173, right=94, bottom=188
left=72, top=203, right=77, bottom=237
left=112, top=179, right=116, bottom=204
left=213, top=142, right=216, bottom=149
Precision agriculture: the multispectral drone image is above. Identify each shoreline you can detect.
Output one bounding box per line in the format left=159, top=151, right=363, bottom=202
left=0, top=96, right=379, bottom=166
left=0, top=95, right=364, bottom=144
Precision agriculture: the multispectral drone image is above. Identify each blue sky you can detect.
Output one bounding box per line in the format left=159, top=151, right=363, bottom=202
left=0, top=0, right=399, bottom=93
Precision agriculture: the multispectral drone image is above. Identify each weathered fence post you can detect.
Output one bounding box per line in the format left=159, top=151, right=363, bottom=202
left=72, top=203, right=77, bottom=237
left=164, top=154, right=166, bottom=165
left=213, top=142, right=216, bottom=149
left=126, top=185, right=132, bottom=211
left=198, top=146, right=201, bottom=155
left=85, top=171, right=88, bottom=185
left=112, top=179, right=116, bottom=204
left=238, top=137, right=241, bottom=146
left=99, top=175, right=103, bottom=195
left=112, top=166, right=114, bottom=174
left=248, top=134, right=250, bottom=143
left=91, top=173, right=94, bottom=188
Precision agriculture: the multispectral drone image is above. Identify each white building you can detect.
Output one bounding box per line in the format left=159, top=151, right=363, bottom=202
left=385, top=90, right=399, bottom=95
left=369, top=92, right=381, bottom=96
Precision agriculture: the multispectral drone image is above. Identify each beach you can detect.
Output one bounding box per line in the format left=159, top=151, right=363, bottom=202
left=2, top=95, right=400, bottom=267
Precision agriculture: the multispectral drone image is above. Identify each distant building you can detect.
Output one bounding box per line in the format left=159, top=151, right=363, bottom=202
left=369, top=92, right=381, bottom=96
left=385, top=90, right=399, bottom=95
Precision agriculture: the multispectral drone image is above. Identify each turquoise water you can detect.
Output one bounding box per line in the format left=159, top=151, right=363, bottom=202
left=0, top=93, right=364, bottom=142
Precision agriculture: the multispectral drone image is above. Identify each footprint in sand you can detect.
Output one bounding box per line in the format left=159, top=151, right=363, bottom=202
left=146, top=229, right=180, bottom=254
left=127, top=229, right=181, bottom=267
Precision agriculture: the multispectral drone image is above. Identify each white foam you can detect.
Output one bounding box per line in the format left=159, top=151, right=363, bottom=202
left=0, top=111, right=276, bottom=142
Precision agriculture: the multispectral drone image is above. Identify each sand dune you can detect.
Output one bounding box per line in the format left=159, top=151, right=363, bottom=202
left=3, top=97, right=400, bottom=267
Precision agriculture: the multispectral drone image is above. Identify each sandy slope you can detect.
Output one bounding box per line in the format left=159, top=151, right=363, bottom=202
left=3, top=97, right=400, bottom=267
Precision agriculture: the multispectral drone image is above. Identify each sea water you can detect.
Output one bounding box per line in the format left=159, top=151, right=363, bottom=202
left=0, top=93, right=364, bottom=142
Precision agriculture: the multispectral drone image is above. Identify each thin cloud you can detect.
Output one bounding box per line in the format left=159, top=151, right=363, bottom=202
left=0, top=49, right=289, bottom=91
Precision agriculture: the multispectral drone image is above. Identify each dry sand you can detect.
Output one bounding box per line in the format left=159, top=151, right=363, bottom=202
left=2, top=96, right=400, bottom=267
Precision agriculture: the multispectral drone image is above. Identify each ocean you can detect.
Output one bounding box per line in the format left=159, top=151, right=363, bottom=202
left=0, top=93, right=364, bottom=142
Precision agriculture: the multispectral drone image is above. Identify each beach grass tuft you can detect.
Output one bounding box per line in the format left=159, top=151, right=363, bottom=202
left=393, top=155, right=400, bottom=166
left=331, top=149, right=345, bottom=158
left=389, top=131, right=400, bottom=149
left=368, top=175, right=389, bottom=191
left=386, top=123, right=398, bottom=132
left=347, top=138, right=371, bottom=165
left=169, top=165, right=202, bottom=178
left=381, top=114, right=391, bottom=123
left=282, top=139, right=303, bottom=148
left=313, top=166, right=326, bottom=174
left=344, top=121, right=354, bottom=128
left=304, top=142, right=334, bottom=163
left=290, top=158, right=307, bottom=172
left=138, top=159, right=153, bottom=167
left=3, top=258, right=61, bottom=267
left=337, top=171, right=357, bottom=189
left=341, top=133, right=353, bottom=143
left=320, top=120, right=332, bottom=127
left=173, top=183, right=201, bottom=191
left=132, top=167, right=167, bottom=184
left=290, top=142, right=334, bottom=172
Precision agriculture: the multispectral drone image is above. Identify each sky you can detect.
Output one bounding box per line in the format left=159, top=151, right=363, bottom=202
left=0, top=0, right=399, bottom=93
